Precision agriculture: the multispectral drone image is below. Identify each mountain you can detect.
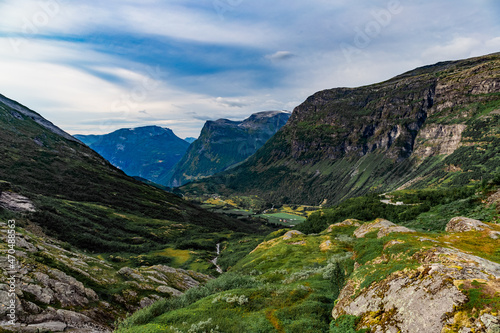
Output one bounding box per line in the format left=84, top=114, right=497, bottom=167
left=75, top=126, right=190, bottom=184
left=169, top=110, right=291, bottom=187
left=182, top=53, right=500, bottom=205
left=0, top=94, right=270, bottom=331
left=184, top=137, right=197, bottom=144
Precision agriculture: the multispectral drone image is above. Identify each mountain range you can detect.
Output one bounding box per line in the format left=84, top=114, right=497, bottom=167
left=168, top=110, right=291, bottom=187
left=75, top=126, right=190, bottom=185
left=182, top=53, right=500, bottom=206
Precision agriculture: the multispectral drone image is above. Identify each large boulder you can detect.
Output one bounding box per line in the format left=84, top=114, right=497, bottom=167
left=283, top=230, right=304, bottom=240
left=445, top=216, right=489, bottom=233
left=354, top=218, right=415, bottom=239
left=333, top=247, right=500, bottom=333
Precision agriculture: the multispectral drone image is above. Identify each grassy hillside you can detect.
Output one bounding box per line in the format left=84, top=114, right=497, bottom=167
left=115, top=182, right=500, bottom=332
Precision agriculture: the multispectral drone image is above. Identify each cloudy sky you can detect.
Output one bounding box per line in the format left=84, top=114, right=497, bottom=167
left=0, top=0, right=499, bottom=138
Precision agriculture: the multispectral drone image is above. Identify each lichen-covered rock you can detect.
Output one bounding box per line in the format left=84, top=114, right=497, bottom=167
left=333, top=270, right=467, bottom=332
left=354, top=218, right=415, bottom=239
left=333, top=246, right=500, bottom=333
left=325, top=219, right=361, bottom=233
left=283, top=230, right=304, bottom=240
left=446, top=216, right=490, bottom=233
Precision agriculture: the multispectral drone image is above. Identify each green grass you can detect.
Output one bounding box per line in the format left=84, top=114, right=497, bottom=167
left=256, top=213, right=306, bottom=225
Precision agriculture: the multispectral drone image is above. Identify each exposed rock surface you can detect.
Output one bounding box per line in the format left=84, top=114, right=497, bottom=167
left=0, top=223, right=212, bottom=332
left=446, top=216, right=490, bottom=232
left=353, top=218, right=416, bottom=239
left=333, top=244, right=500, bottom=333
left=325, top=219, right=361, bottom=232
left=283, top=230, right=304, bottom=240
left=0, top=191, right=35, bottom=212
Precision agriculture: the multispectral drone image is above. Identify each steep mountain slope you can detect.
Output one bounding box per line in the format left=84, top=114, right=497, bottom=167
left=75, top=126, right=189, bottom=184
left=168, top=111, right=291, bottom=186
left=183, top=53, right=500, bottom=206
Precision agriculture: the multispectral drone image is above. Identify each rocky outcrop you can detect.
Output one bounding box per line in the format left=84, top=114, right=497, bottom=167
left=283, top=230, right=304, bottom=240
left=0, top=191, right=35, bottom=212
left=333, top=245, right=500, bottom=333
left=413, top=124, right=467, bottom=159
left=446, top=216, right=490, bottom=232
left=353, top=218, right=415, bottom=239
left=324, top=219, right=361, bottom=232
left=0, top=223, right=212, bottom=332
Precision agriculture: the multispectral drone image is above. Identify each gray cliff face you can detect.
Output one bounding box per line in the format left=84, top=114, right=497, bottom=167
left=168, top=110, right=291, bottom=187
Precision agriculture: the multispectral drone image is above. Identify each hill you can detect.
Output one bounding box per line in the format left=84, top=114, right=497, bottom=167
left=168, top=111, right=291, bottom=187
left=75, top=126, right=190, bottom=184
left=181, top=53, right=500, bottom=206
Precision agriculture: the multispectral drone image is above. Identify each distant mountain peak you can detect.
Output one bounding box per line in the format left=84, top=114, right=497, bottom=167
left=75, top=125, right=189, bottom=184
left=168, top=110, right=291, bottom=187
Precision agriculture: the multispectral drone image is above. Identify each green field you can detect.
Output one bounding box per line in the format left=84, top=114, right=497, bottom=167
left=256, top=213, right=307, bottom=225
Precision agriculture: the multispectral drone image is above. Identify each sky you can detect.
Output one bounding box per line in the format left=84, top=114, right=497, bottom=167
left=0, top=0, right=499, bottom=138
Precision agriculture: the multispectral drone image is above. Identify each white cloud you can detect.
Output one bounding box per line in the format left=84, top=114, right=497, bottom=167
left=0, top=0, right=499, bottom=138
left=265, top=51, right=295, bottom=61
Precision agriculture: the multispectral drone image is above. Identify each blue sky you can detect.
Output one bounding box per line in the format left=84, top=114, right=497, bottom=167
left=0, top=0, right=499, bottom=138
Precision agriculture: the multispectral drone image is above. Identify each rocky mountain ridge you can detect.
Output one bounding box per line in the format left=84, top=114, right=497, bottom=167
left=168, top=110, right=291, bottom=187
left=182, top=53, right=500, bottom=206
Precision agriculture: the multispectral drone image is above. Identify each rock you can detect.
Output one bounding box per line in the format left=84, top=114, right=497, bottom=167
left=480, top=313, right=500, bottom=333
left=139, top=297, right=155, bottom=309
left=333, top=270, right=467, bottom=333
left=325, top=219, right=361, bottom=232
left=16, top=237, right=38, bottom=253
left=319, top=240, right=333, bottom=251
left=117, top=267, right=146, bottom=281
left=25, top=321, right=67, bottom=332
left=354, top=218, right=415, bottom=238
left=0, top=191, right=35, bottom=212
left=333, top=246, right=500, bottom=333
left=283, top=230, right=304, bottom=240
left=445, top=216, right=490, bottom=233
left=156, top=285, right=183, bottom=296
left=489, top=231, right=500, bottom=240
